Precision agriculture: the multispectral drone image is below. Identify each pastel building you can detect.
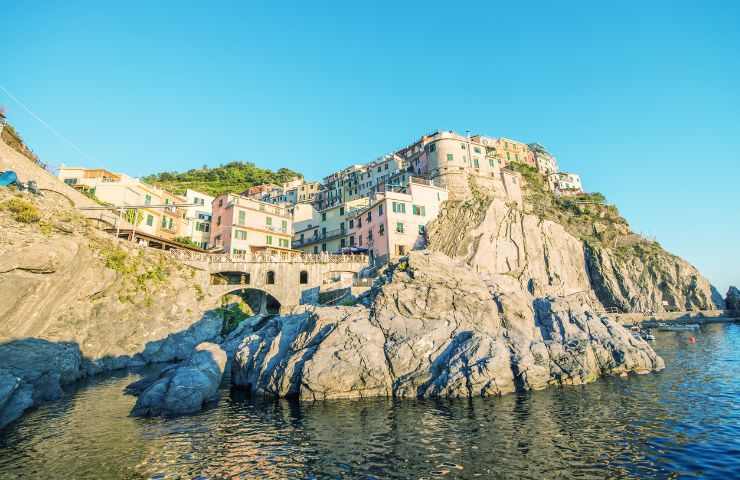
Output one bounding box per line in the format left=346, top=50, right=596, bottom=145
left=183, top=189, right=214, bottom=249
left=209, top=194, right=293, bottom=254
left=528, top=143, right=559, bottom=175
left=348, top=180, right=448, bottom=266
left=547, top=172, right=583, bottom=195
left=292, top=198, right=369, bottom=254
left=57, top=166, right=188, bottom=241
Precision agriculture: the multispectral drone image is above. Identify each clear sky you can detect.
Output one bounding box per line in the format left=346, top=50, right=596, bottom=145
left=3, top=1, right=739, bottom=293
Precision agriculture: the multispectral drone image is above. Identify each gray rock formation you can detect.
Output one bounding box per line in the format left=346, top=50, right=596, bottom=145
left=726, top=286, right=740, bottom=312
left=127, top=342, right=227, bottom=417
left=0, top=339, right=82, bottom=428
left=232, top=251, right=664, bottom=400
left=427, top=191, right=720, bottom=313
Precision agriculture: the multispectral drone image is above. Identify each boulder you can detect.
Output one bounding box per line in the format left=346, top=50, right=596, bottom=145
left=0, top=338, right=83, bottom=429
left=726, top=286, right=740, bottom=312
left=128, top=342, right=227, bottom=417
left=231, top=251, right=664, bottom=400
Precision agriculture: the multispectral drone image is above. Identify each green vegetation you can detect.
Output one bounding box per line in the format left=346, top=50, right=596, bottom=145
left=124, top=209, right=143, bottom=225
left=2, top=197, right=41, bottom=223
left=220, top=294, right=254, bottom=334
left=94, top=239, right=171, bottom=303
left=143, top=161, right=302, bottom=196
left=173, top=236, right=200, bottom=248
left=509, top=163, right=668, bottom=263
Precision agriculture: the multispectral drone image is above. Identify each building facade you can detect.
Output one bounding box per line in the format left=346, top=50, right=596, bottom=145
left=547, top=172, right=583, bottom=195
left=209, top=193, right=293, bottom=254
left=292, top=197, right=369, bottom=254
left=57, top=166, right=188, bottom=241
left=528, top=143, right=559, bottom=175
left=183, top=189, right=214, bottom=249
left=348, top=180, right=449, bottom=266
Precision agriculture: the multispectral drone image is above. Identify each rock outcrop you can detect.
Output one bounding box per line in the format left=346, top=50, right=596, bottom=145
left=0, top=339, right=82, bottom=428
left=231, top=251, right=664, bottom=400
left=0, top=185, right=224, bottom=427
left=726, top=286, right=740, bottom=312
left=127, top=342, right=227, bottom=417
left=427, top=177, right=721, bottom=313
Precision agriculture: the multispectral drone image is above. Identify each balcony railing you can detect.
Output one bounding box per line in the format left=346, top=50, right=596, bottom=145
left=293, top=227, right=347, bottom=247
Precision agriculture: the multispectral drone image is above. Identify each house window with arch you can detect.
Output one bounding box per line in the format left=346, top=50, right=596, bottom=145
left=266, top=271, right=276, bottom=284
left=299, top=271, right=308, bottom=284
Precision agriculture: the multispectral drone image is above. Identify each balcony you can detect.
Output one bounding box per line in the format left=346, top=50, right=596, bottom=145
left=293, top=227, right=347, bottom=247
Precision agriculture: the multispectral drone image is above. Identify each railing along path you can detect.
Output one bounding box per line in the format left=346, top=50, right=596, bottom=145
left=170, top=248, right=368, bottom=265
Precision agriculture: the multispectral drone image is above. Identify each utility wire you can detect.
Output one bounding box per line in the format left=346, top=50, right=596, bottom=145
left=0, top=84, right=98, bottom=165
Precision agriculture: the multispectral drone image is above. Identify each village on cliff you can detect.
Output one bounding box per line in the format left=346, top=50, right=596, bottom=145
left=48, top=126, right=584, bottom=268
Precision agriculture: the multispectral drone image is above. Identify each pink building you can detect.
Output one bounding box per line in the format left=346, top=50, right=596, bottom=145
left=210, top=193, right=293, bottom=254
left=347, top=180, right=448, bottom=266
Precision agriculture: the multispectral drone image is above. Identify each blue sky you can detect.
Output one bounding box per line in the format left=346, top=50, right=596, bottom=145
left=3, top=1, right=739, bottom=293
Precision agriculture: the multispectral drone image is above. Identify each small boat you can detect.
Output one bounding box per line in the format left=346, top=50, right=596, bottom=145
left=655, top=323, right=700, bottom=332
left=641, top=333, right=656, bottom=341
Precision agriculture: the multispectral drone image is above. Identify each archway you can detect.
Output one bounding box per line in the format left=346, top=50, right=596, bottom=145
left=219, top=287, right=281, bottom=334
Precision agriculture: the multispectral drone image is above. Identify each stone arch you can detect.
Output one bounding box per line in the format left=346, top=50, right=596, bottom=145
left=220, top=287, right=282, bottom=315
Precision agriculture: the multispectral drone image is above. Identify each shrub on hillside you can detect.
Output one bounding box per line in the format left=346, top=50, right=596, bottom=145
left=2, top=197, right=41, bottom=223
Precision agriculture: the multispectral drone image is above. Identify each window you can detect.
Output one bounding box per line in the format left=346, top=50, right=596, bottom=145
left=144, top=194, right=152, bottom=205
left=447, top=153, right=454, bottom=162
left=397, top=245, right=407, bottom=256
left=367, top=211, right=372, bottom=222
left=358, top=235, right=362, bottom=246
left=266, top=235, right=273, bottom=245
left=322, top=227, right=327, bottom=237
left=473, top=158, right=479, bottom=168
left=392, top=202, right=406, bottom=214
left=428, top=143, right=436, bottom=152
left=349, top=219, right=354, bottom=229
left=219, top=198, right=224, bottom=207
left=234, top=229, right=247, bottom=240
left=377, top=166, right=381, bottom=173
left=474, top=147, right=481, bottom=154
left=300, top=271, right=308, bottom=284
left=266, top=271, right=275, bottom=284
left=489, top=159, right=495, bottom=168
left=238, top=210, right=246, bottom=225
left=63, top=178, right=78, bottom=185
left=313, top=246, right=319, bottom=253
left=216, top=216, right=221, bottom=226
left=419, top=224, right=426, bottom=235
left=357, top=218, right=362, bottom=228
left=368, top=230, right=373, bottom=242
left=506, top=152, right=511, bottom=161
left=322, top=243, right=327, bottom=252
left=232, top=249, right=248, bottom=255
left=412, top=205, right=426, bottom=216
left=378, top=204, right=384, bottom=216
left=266, top=216, right=272, bottom=226
left=515, top=154, right=520, bottom=162
left=321, top=212, right=327, bottom=221
left=396, top=222, right=404, bottom=233
left=341, top=238, right=346, bottom=247
left=196, top=222, right=210, bottom=232
left=339, top=206, right=345, bottom=216
left=350, top=235, right=355, bottom=246
left=385, top=163, right=389, bottom=170
left=279, top=238, right=289, bottom=248
left=146, top=214, right=153, bottom=226
left=281, top=220, right=287, bottom=232
left=379, top=224, right=385, bottom=236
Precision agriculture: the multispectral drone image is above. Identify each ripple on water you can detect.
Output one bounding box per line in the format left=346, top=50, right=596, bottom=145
left=0, top=324, right=739, bottom=479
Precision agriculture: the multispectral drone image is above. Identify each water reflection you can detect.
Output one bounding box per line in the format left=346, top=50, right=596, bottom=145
left=0, top=324, right=738, bottom=479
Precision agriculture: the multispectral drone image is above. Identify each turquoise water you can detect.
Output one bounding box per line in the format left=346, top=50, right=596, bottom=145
left=1, top=323, right=738, bottom=479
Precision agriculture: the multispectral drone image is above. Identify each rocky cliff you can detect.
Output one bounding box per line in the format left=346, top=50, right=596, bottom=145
left=427, top=169, right=722, bottom=313
left=231, top=251, right=663, bottom=400
left=0, top=189, right=224, bottom=428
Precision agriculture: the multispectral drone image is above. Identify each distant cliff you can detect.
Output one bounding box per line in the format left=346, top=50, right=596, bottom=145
left=427, top=165, right=722, bottom=313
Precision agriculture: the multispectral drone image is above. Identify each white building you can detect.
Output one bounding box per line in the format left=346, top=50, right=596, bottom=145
left=183, top=189, right=214, bottom=249
left=547, top=172, right=583, bottom=195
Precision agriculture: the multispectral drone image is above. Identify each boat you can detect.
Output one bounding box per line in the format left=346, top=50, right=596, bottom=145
left=654, top=323, right=700, bottom=332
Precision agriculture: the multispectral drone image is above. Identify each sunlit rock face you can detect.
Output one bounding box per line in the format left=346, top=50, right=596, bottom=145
left=231, top=251, right=664, bottom=400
